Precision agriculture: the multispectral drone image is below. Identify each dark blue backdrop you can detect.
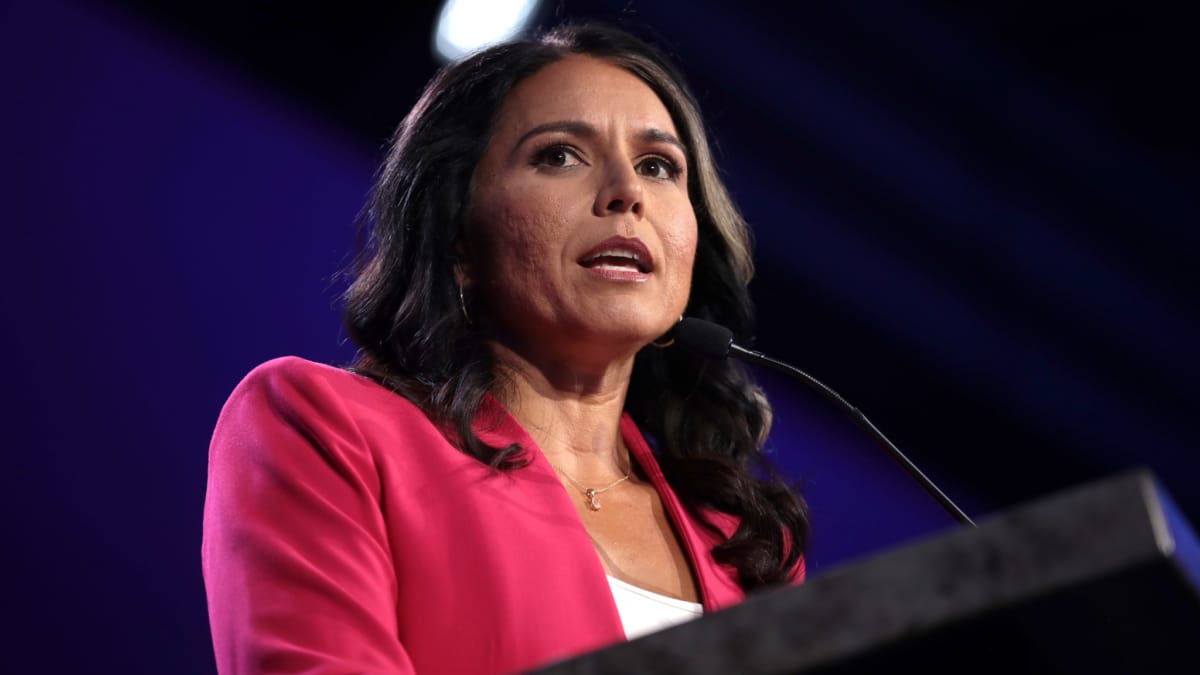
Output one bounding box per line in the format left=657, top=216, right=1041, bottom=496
left=4, top=1, right=1196, bottom=672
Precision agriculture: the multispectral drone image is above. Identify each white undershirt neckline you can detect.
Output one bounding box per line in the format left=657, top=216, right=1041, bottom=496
left=605, top=575, right=703, bottom=640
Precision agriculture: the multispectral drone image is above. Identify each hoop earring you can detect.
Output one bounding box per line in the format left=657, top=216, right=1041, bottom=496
left=458, top=285, right=473, bottom=326
left=651, top=315, right=684, bottom=348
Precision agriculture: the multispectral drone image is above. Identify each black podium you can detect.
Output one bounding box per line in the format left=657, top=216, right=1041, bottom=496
left=531, top=470, right=1200, bottom=674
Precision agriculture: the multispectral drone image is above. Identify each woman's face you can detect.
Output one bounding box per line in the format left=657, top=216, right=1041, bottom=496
left=466, top=55, right=698, bottom=366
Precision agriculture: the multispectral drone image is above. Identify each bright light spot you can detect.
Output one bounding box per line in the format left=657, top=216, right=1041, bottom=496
left=434, top=0, right=541, bottom=62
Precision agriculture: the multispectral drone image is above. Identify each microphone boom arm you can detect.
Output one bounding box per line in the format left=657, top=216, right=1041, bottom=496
left=729, top=342, right=977, bottom=528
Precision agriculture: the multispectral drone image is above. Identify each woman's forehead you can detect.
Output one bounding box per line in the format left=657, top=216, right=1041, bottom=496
left=490, top=55, right=679, bottom=139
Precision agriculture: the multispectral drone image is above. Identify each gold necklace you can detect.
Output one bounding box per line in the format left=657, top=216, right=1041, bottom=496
left=551, top=464, right=631, bottom=511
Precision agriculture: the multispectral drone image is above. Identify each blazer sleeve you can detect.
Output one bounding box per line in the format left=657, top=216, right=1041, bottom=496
left=791, top=552, right=807, bottom=585
left=202, top=358, right=413, bottom=675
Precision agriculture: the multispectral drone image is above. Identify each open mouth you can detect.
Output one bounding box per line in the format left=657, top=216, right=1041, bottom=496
left=577, top=237, right=654, bottom=274
left=578, top=249, right=650, bottom=273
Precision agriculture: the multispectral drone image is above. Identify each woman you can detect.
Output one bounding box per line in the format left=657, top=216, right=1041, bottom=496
left=203, top=22, right=809, bottom=675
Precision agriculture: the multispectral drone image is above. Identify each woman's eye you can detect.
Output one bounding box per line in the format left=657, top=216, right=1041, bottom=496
left=533, top=145, right=582, bottom=168
left=637, top=157, right=681, bottom=180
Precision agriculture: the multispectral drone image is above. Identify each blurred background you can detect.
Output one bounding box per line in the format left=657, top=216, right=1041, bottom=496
left=3, top=0, right=1196, bottom=672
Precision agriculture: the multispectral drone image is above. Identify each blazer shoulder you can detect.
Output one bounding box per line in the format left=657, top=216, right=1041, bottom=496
left=230, top=356, right=409, bottom=409
left=218, top=356, right=435, bottom=441
left=237, top=355, right=360, bottom=394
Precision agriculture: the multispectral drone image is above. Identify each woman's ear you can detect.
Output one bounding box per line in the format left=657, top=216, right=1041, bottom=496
left=453, top=240, right=472, bottom=288
left=452, top=240, right=477, bottom=326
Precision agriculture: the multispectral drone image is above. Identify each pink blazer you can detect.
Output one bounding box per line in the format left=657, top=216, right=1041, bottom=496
left=203, top=357, right=803, bottom=674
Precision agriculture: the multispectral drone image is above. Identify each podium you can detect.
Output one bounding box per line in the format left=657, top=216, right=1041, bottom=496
left=531, top=470, right=1200, bottom=674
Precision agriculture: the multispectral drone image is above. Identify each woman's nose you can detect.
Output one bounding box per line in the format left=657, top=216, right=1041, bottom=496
left=593, top=162, right=643, bottom=218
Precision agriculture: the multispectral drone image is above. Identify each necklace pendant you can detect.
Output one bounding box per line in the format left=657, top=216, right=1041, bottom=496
left=585, top=488, right=601, bottom=511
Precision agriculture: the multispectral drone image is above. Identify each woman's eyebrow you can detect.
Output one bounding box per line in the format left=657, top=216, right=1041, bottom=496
left=514, top=120, right=596, bottom=151
left=639, top=128, right=687, bottom=158
left=512, top=120, right=686, bottom=158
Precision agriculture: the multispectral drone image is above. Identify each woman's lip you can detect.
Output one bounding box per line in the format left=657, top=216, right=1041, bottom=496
left=576, top=236, right=654, bottom=273
left=581, top=265, right=651, bottom=282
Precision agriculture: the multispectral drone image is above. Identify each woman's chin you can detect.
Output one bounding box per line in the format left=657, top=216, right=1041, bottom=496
left=490, top=307, right=681, bottom=362
left=581, top=321, right=676, bottom=355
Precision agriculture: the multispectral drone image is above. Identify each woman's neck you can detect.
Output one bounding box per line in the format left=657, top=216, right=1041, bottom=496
left=488, top=340, right=635, bottom=478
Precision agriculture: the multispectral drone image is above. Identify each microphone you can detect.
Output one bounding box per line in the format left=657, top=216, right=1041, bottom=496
left=673, top=317, right=976, bottom=527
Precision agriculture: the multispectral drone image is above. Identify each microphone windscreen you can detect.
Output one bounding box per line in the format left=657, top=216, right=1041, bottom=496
left=673, top=318, right=734, bottom=358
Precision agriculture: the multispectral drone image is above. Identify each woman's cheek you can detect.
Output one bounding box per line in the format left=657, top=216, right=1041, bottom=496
left=665, top=217, right=699, bottom=276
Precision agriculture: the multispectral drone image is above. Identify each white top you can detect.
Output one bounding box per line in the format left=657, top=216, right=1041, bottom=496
left=606, top=575, right=704, bottom=640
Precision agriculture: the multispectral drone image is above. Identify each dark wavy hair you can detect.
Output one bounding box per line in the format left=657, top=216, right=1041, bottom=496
left=343, top=22, right=809, bottom=590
